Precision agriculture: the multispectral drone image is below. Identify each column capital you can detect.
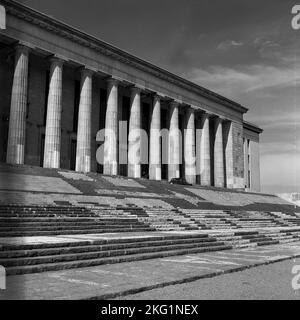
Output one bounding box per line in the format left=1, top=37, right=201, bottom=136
left=211, top=115, right=225, bottom=123
left=79, top=67, right=94, bottom=78
left=48, top=55, right=65, bottom=67
left=197, top=111, right=210, bottom=127
left=107, top=77, right=119, bottom=86
left=222, top=118, right=232, bottom=125
left=15, top=43, right=31, bottom=55
left=152, top=93, right=163, bottom=101
left=199, top=110, right=209, bottom=118
left=170, top=100, right=180, bottom=108
left=153, top=95, right=160, bottom=103
left=130, top=86, right=143, bottom=94
left=151, top=92, right=165, bottom=99
left=185, top=106, right=195, bottom=114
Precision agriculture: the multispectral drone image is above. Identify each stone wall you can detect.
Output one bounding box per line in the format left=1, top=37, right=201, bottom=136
left=225, top=121, right=244, bottom=189
left=232, top=121, right=244, bottom=188
left=244, top=126, right=261, bottom=192
left=249, top=140, right=261, bottom=192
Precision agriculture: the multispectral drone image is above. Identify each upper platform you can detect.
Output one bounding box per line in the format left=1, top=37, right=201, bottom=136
left=0, top=162, right=297, bottom=213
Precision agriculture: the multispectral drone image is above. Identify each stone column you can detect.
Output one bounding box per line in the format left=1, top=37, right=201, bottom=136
left=184, top=108, right=196, bottom=184
left=149, top=94, right=161, bottom=180
left=43, top=57, right=64, bottom=168
left=104, top=78, right=119, bottom=175
left=128, top=87, right=141, bottom=178
left=75, top=68, right=93, bottom=173
left=214, top=117, right=225, bottom=187
left=6, top=44, right=30, bottom=165
left=199, top=113, right=211, bottom=186
left=168, top=101, right=180, bottom=180
left=224, top=121, right=234, bottom=188
left=244, top=138, right=249, bottom=188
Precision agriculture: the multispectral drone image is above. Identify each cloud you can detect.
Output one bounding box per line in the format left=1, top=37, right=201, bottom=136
left=260, top=142, right=298, bottom=155
left=253, top=37, right=279, bottom=47
left=254, top=111, right=300, bottom=124
left=217, top=40, right=244, bottom=50
left=186, top=63, right=300, bottom=98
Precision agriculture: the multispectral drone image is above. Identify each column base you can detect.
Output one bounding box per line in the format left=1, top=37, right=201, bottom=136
left=6, top=144, right=24, bottom=165
left=200, top=180, right=211, bottom=187
left=103, top=161, right=118, bottom=176
left=43, top=151, right=60, bottom=169
left=185, top=165, right=196, bottom=184
left=215, top=181, right=225, bottom=188
left=75, top=155, right=91, bottom=173
left=168, top=165, right=180, bottom=181
left=185, top=175, right=196, bottom=185
left=128, top=164, right=141, bottom=178
left=149, top=165, right=161, bottom=180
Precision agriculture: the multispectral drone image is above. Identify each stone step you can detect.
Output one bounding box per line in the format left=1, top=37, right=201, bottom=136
left=3, top=229, right=300, bottom=275
left=0, top=239, right=223, bottom=266
left=0, top=221, right=147, bottom=228
left=220, top=234, right=297, bottom=244
left=0, top=206, right=84, bottom=210
left=0, top=222, right=152, bottom=231
left=0, top=214, right=99, bottom=218
left=235, top=235, right=267, bottom=241
left=234, top=231, right=260, bottom=236
left=5, top=244, right=232, bottom=275
left=0, top=209, right=91, bottom=214
left=0, top=237, right=219, bottom=259
left=0, top=227, right=155, bottom=237
left=0, top=233, right=211, bottom=251
left=256, top=239, right=280, bottom=246
left=0, top=218, right=142, bottom=223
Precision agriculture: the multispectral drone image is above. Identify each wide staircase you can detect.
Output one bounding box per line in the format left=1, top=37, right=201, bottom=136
left=0, top=205, right=155, bottom=237
left=0, top=163, right=299, bottom=275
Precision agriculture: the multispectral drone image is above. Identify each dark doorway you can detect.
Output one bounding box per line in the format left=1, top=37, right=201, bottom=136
left=209, top=118, right=215, bottom=186
left=70, top=139, right=77, bottom=171
left=40, top=134, right=45, bottom=167
left=73, top=80, right=80, bottom=133
left=119, top=96, right=130, bottom=176
left=161, top=108, right=168, bottom=180
left=1, top=118, right=8, bottom=162
left=179, top=113, right=184, bottom=178
left=43, top=70, right=50, bottom=126
left=97, top=88, right=107, bottom=174
left=141, top=102, right=150, bottom=179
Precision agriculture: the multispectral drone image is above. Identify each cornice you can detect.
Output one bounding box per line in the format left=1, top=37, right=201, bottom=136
left=243, top=121, right=263, bottom=134
left=1, top=0, right=249, bottom=114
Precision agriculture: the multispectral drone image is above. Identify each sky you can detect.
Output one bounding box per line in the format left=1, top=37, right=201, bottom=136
left=17, top=0, right=300, bottom=194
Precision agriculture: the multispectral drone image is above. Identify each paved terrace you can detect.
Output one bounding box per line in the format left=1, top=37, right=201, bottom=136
left=1, top=241, right=300, bottom=300
left=0, top=163, right=296, bottom=213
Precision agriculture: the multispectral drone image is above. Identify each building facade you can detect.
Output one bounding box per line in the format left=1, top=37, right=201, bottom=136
left=0, top=0, right=262, bottom=191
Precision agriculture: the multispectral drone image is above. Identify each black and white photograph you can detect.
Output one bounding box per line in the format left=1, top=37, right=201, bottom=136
left=0, top=0, right=299, bottom=308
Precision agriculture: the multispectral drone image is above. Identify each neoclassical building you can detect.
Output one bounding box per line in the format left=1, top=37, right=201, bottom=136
left=0, top=0, right=262, bottom=191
